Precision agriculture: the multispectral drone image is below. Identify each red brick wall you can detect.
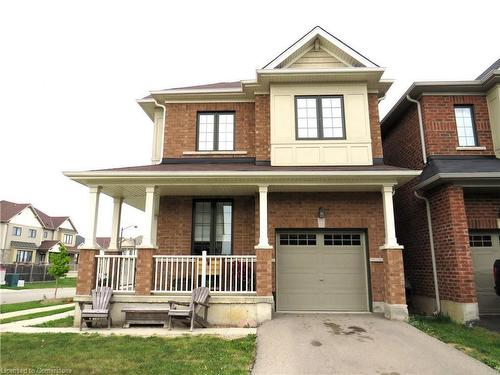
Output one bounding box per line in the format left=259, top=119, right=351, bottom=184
left=156, top=196, right=255, bottom=255
left=368, top=94, right=383, bottom=160
left=428, top=184, right=477, bottom=303
left=394, top=182, right=477, bottom=303
left=464, top=192, right=500, bottom=229
left=163, top=102, right=255, bottom=158
left=382, top=105, right=425, bottom=170
left=255, top=94, right=270, bottom=162
left=259, top=192, right=387, bottom=302
left=421, top=95, right=494, bottom=156
left=393, top=179, right=435, bottom=298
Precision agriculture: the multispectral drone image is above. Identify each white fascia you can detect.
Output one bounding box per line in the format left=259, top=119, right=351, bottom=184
left=262, top=26, right=378, bottom=69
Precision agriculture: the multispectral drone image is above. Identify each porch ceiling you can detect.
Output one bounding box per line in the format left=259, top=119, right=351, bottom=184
left=63, top=170, right=420, bottom=211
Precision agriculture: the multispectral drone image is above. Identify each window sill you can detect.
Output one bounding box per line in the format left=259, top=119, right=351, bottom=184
left=183, top=151, right=248, bottom=156
left=456, top=146, right=486, bottom=151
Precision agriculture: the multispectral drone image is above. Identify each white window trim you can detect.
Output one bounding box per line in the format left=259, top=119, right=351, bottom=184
left=456, top=146, right=486, bottom=151
left=183, top=151, right=247, bottom=156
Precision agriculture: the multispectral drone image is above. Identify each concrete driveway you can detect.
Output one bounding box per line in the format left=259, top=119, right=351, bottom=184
left=253, top=313, right=496, bottom=375
left=0, top=288, right=76, bottom=304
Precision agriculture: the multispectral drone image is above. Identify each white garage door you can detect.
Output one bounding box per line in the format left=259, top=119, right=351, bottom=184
left=470, top=233, right=500, bottom=315
left=276, top=231, right=369, bottom=312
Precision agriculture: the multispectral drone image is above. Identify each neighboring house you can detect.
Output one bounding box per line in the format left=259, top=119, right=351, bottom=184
left=0, top=200, right=79, bottom=264
left=381, top=59, right=500, bottom=323
left=94, top=236, right=141, bottom=255
left=65, top=27, right=420, bottom=327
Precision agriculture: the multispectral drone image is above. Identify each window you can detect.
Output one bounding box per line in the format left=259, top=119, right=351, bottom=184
left=192, top=200, right=232, bottom=255
left=29, top=229, right=37, bottom=238
left=324, top=233, right=361, bottom=246
left=279, top=233, right=317, bottom=246
left=197, top=112, right=235, bottom=151
left=44, top=231, right=48, bottom=239
left=64, top=234, right=73, bottom=244
left=16, top=250, right=33, bottom=263
left=12, top=227, right=22, bottom=236
left=469, top=235, right=492, bottom=247
left=295, top=96, right=345, bottom=139
left=454, top=106, right=477, bottom=147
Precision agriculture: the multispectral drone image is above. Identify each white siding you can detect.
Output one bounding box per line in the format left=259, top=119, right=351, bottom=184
left=270, top=83, right=373, bottom=166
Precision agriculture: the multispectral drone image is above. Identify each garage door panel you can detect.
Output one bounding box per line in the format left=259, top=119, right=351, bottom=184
left=470, top=233, right=500, bottom=315
left=277, top=231, right=369, bottom=312
left=320, top=291, right=368, bottom=311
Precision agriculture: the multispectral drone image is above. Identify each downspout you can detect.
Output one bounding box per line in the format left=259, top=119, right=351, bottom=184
left=406, top=95, right=427, bottom=165
left=152, top=98, right=166, bottom=165
left=414, top=190, right=441, bottom=315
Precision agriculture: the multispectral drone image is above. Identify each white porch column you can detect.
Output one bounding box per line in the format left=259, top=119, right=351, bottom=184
left=380, top=184, right=403, bottom=249
left=108, top=197, right=123, bottom=250
left=255, top=185, right=272, bottom=249
left=81, top=186, right=101, bottom=249
left=139, top=185, right=158, bottom=249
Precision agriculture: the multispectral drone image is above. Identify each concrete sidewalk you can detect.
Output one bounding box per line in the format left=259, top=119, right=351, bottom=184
left=252, top=313, right=496, bottom=375
left=0, top=288, right=76, bottom=304
left=0, top=302, right=75, bottom=319
left=0, top=310, right=255, bottom=339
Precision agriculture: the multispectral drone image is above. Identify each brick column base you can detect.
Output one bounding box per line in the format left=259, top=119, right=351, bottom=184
left=382, top=247, right=408, bottom=321
left=135, top=248, right=155, bottom=295
left=256, top=248, right=273, bottom=296
left=76, top=249, right=99, bottom=295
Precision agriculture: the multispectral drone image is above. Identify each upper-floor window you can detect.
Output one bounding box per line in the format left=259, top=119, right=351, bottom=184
left=295, top=96, right=345, bottom=139
left=44, top=231, right=48, bottom=238
left=29, top=229, right=37, bottom=238
left=197, top=112, right=235, bottom=151
left=454, top=105, right=477, bottom=147
left=12, top=227, right=22, bottom=236
left=64, top=234, right=73, bottom=244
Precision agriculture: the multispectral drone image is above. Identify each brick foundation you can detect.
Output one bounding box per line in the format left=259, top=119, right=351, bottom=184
left=382, top=248, right=406, bottom=305
left=76, top=249, right=98, bottom=295
left=256, top=248, right=273, bottom=296
left=135, top=248, right=155, bottom=295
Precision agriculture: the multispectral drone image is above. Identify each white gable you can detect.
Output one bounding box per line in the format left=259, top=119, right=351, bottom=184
left=286, top=46, right=349, bottom=69
left=58, top=219, right=74, bottom=230
left=49, top=243, right=61, bottom=252
left=263, top=26, right=378, bottom=70
left=9, top=207, right=43, bottom=228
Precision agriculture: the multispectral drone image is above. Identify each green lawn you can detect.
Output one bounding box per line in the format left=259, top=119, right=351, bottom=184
left=410, top=315, right=500, bottom=371
left=0, top=333, right=256, bottom=375
left=1, top=277, right=76, bottom=290
left=0, top=305, right=75, bottom=325
left=0, top=299, right=73, bottom=314
left=30, top=315, right=74, bottom=327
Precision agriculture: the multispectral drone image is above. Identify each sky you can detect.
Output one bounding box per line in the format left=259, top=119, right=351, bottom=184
left=1, top=0, right=499, bottom=240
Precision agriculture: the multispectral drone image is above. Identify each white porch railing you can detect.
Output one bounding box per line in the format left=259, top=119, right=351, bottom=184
left=95, top=255, right=136, bottom=293
left=153, top=251, right=256, bottom=294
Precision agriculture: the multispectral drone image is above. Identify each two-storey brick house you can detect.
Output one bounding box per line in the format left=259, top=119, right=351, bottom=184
left=381, top=59, right=500, bottom=323
left=66, top=27, right=419, bottom=327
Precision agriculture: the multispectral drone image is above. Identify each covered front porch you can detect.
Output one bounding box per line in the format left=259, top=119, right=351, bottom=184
left=65, top=164, right=419, bottom=327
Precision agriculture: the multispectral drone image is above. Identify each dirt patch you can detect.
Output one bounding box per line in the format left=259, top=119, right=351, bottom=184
left=347, top=325, right=366, bottom=333
left=310, top=340, right=322, bottom=347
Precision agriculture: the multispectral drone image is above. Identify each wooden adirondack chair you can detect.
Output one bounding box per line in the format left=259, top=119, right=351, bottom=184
left=167, top=287, right=210, bottom=331
left=79, top=287, right=113, bottom=330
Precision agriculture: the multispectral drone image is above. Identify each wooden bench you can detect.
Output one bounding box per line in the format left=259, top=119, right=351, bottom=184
left=122, top=306, right=170, bottom=328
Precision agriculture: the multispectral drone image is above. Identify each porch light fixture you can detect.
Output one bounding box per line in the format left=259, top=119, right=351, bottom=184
left=318, top=207, right=326, bottom=219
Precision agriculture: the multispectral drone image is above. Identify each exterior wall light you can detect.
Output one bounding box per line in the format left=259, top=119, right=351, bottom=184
left=318, top=207, right=326, bottom=219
